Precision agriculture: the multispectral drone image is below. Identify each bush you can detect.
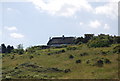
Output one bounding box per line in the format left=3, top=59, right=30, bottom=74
left=48, top=53, right=52, bottom=55
left=100, top=51, right=108, bottom=55
left=113, top=45, right=120, bottom=54
left=76, top=60, right=81, bottom=64
left=25, top=48, right=35, bottom=53
left=101, top=51, right=107, bottom=54
left=18, top=49, right=24, bottom=55
left=80, top=52, right=88, bottom=56
left=64, top=69, right=71, bottom=73
left=5, top=75, right=11, bottom=80
left=67, top=47, right=77, bottom=50
left=116, top=58, right=120, bottom=61
left=29, top=56, right=34, bottom=59
left=55, top=49, right=65, bottom=54
left=86, top=60, right=90, bottom=64
left=14, top=67, right=18, bottom=69
left=69, top=55, right=74, bottom=59
left=11, top=55, right=14, bottom=59
left=61, top=49, right=65, bottom=53
left=104, top=59, right=111, bottom=64
left=12, top=49, right=24, bottom=55
left=88, top=39, right=111, bottom=47
left=86, top=57, right=111, bottom=67
left=48, top=49, right=65, bottom=55
left=95, top=60, right=104, bottom=67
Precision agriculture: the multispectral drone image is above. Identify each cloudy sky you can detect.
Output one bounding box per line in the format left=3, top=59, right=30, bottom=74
left=0, top=0, right=119, bottom=48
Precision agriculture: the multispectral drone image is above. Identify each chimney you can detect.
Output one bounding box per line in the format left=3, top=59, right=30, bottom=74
left=49, top=37, right=51, bottom=40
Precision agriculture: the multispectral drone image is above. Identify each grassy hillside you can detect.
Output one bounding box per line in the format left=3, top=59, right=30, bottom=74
left=1, top=44, right=120, bottom=79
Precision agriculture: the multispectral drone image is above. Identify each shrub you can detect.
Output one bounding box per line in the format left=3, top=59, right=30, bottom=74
left=11, top=55, right=14, bottom=59
left=76, top=60, right=81, bottom=64
left=64, top=69, right=71, bottom=73
left=56, top=49, right=65, bottom=54
left=100, top=51, right=108, bottom=55
left=80, top=52, right=88, bottom=56
left=5, top=75, right=11, bottom=80
left=113, top=45, right=120, bottom=54
left=86, top=60, right=90, bottom=64
left=61, top=49, right=65, bottom=53
left=86, top=57, right=111, bottom=67
left=69, top=55, right=74, bottom=59
left=18, top=49, right=24, bottom=55
left=54, top=45, right=67, bottom=48
left=48, top=49, right=65, bottom=55
left=47, top=68, right=63, bottom=72
left=48, top=53, right=52, bottom=55
left=95, top=60, right=104, bottom=67
left=67, top=47, right=77, bottom=50
left=29, top=56, right=34, bottom=59
left=88, top=39, right=111, bottom=47
left=14, top=67, right=18, bottom=69
left=104, top=59, right=111, bottom=64
left=101, top=51, right=106, bottom=54
left=74, top=37, right=84, bottom=44
left=26, top=48, right=35, bottom=53
left=12, top=49, right=24, bottom=55
left=116, top=58, right=120, bottom=61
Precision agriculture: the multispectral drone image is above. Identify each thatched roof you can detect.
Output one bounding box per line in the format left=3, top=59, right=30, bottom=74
left=47, top=36, right=75, bottom=46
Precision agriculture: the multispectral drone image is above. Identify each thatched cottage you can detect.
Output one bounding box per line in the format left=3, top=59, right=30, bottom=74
left=47, top=35, right=75, bottom=46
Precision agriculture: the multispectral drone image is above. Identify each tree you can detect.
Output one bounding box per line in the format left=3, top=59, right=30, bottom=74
left=114, top=36, right=120, bottom=44
left=6, top=45, right=14, bottom=53
left=6, top=45, right=11, bottom=53
left=1, top=44, right=6, bottom=53
left=84, top=34, right=94, bottom=43
left=17, top=44, right=23, bottom=49
left=74, top=37, right=84, bottom=44
left=17, top=44, right=24, bottom=55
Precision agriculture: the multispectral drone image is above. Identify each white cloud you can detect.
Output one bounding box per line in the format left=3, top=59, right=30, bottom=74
left=80, top=22, right=84, bottom=25
left=30, top=0, right=93, bottom=17
left=108, top=0, right=120, bottom=2
left=1, top=0, right=119, bottom=2
left=86, top=0, right=119, bottom=2
left=89, top=20, right=101, bottom=28
left=0, top=31, right=2, bottom=35
left=6, top=7, right=21, bottom=14
left=6, top=8, right=17, bottom=12
left=95, top=2, right=118, bottom=19
left=30, top=0, right=119, bottom=19
left=4, top=26, right=18, bottom=31
left=0, top=0, right=30, bottom=2
left=10, top=33, right=24, bottom=39
left=7, top=8, right=13, bottom=11
left=104, top=24, right=110, bottom=30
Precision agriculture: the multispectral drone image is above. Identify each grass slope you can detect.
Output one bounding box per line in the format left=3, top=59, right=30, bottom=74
left=1, top=44, right=119, bottom=79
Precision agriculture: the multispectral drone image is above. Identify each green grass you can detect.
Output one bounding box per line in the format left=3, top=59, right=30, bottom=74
left=1, top=44, right=119, bottom=79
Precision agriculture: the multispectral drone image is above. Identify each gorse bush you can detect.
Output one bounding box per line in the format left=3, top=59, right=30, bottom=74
left=76, top=60, right=81, bottom=64
left=12, top=49, right=24, bottom=55
left=86, top=57, right=111, bottom=67
left=113, top=45, right=120, bottom=54
left=18, top=49, right=24, bottom=55
left=95, top=60, right=104, bottom=67
left=87, top=38, right=111, bottom=47
left=69, top=55, right=74, bottom=59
